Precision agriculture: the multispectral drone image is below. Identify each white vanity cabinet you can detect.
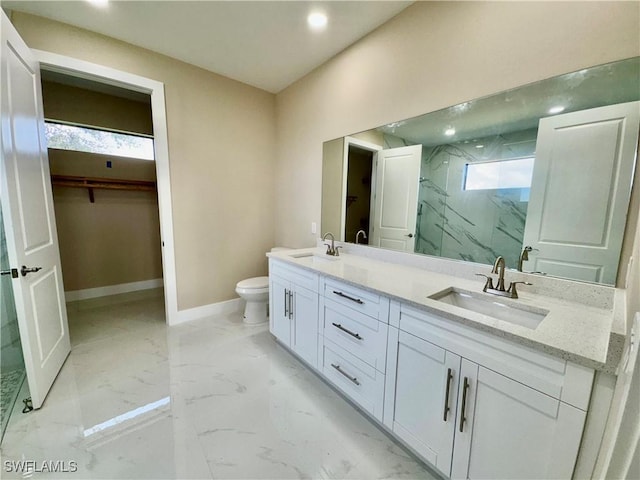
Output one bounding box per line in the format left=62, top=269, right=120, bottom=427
left=269, top=260, right=319, bottom=368
left=318, top=278, right=390, bottom=421
left=384, top=303, right=594, bottom=480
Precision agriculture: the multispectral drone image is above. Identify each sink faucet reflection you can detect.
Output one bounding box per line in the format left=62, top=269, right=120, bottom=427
left=355, top=230, right=367, bottom=244
left=518, top=246, right=533, bottom=272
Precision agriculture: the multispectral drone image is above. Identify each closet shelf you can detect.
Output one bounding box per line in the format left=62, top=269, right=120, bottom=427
left=51, top=175, right=157, bottom=203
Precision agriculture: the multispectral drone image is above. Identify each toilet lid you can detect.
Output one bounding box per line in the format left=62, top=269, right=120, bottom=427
left=237, top=276, right=269, bottom=289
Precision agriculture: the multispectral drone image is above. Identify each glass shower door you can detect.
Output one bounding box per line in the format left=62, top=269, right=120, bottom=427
left=0, top=204, right=27, bottom=442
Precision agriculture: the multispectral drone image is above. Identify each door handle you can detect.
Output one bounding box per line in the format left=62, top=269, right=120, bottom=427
left=288, top=290, right=293, bottom=319
left=405, top=233, right=414, bottom=238
left=21, top=266, right=42, bottom=277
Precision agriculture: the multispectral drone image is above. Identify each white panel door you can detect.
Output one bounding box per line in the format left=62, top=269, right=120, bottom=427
left=450, top=363, right=586, bottom=480
left=0, top=12, right=70, bottom=409
left=522, top=102, right=640, bottom=284
left=391, top=331, right=460, bottom=477
left=370, top=145, right=421, bottom=252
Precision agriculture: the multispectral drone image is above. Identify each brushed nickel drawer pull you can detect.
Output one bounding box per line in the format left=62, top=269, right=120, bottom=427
left=333, top=290, right=364, bottom=304
left=331, top=322, right=363, bottom=340
left=459, top=377, right=469, bottom=432
left=443, top=368, right=453, bottom=422
left=331, top=363, right=360, bottom=385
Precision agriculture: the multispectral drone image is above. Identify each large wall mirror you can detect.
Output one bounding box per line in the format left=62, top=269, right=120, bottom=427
left=322, top=57, right=640, bottom=286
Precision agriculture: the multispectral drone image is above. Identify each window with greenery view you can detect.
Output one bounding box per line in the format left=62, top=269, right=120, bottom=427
left=45, top=122, right=154, bottom=160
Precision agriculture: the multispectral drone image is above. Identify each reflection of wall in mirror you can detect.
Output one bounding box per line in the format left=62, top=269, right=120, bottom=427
left=321, top=138, right=344, bottom=238
left=413, top=129, right=537, bottom=269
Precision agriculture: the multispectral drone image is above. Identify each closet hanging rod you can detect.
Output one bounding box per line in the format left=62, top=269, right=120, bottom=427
left=51, top=175, right=156, bottom=203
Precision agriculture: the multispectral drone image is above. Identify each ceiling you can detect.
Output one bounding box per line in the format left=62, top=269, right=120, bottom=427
left=3, top=0, right=412, bottom=93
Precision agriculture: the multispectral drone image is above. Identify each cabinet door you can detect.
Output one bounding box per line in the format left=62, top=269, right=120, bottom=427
left=391, top=331, right=460, bottom=477
left=451, top=362, right=587, bottom=480
left=269, top=275, right=290, bottom=345
left=291, top=285, right=319, bottom=367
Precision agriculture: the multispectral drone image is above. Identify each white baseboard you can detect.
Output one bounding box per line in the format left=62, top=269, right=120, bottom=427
left=171, top=298, right=243, bottom=326
left=65, top=278, right=164, bottom=302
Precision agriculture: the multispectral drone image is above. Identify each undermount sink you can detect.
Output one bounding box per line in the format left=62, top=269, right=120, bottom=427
left=429, top=287, right=548, bottom=330
left=289, top=251, right=341, bottom=263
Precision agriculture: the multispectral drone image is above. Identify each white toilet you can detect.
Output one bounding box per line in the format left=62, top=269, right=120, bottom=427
left=236, top=247, right=289, bottom=325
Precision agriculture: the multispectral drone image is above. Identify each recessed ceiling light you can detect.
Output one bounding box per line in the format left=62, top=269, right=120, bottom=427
left=444, top=128, right=456, bottom=136
left=475, top=144, right=484, bottom=149
left=86, top=0, right=109, bottom=7
left=307, top=12, right=328, bottom=31
left=548, top=105, right=565, bottom=114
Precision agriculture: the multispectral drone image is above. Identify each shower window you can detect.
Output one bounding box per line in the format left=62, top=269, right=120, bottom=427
left=463, top=157, right=535, bottom=191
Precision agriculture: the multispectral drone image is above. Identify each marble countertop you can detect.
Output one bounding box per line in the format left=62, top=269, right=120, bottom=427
left=268, top=247, right=616, bottom=373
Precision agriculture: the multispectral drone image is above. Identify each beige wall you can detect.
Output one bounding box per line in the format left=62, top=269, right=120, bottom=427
left=11, top=11, right=276, bottom=310
left=42, top=80, right=153, bottom=135
left=275, top=1, right=640, bottom=249
left=49, top=150, right=162, bottom=291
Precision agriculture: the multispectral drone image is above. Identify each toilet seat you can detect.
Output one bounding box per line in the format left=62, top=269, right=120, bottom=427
left=236, top=276, right=269, bottom=295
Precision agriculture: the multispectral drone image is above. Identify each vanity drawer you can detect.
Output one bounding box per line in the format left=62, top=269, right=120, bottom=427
left=322, top=298, right=389, bottom=373
left=269, top=259, right=319, bottom=293
left=321, top=339, right=385, bottom=421
left=323, top=278, right=389, bottom=321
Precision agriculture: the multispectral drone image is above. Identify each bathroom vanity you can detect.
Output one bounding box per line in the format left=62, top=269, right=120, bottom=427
left=267, top=247, right=618, bottom=479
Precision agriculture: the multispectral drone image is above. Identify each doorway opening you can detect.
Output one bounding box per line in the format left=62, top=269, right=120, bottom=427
left=344, top=145, right=374, bottom=244
left=340, top=137, right=382, bottom=242
left=40, top=70, right=164, bottom=344
left=34, top=50, right=178, bottom=326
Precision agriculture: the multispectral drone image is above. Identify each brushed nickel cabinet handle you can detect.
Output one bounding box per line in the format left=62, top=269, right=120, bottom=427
left=332, top=290, right=364, bottom=304
left=284, top=289, right=288, bottom=318
left=288, top=291, right=293, bottom=319
left=443, top=368, right=453, bottom=421
left=331, top=363, right=360, bottom=385
left=331, top=322, right=363, bottom=340
left=459, top=377, right=469, bottom=432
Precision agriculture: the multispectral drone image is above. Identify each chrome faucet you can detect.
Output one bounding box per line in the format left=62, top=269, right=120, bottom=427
left=476, top=255, right=532, bottom=299
left=322, top=232, right=340, bottom=256
left=355, top=230, right=367, bottom=244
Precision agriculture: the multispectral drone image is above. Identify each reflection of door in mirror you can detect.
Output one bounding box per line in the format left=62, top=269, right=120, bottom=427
left=371, top=145, right=421, bottom=252
left=522, top=101, right=640, bottom=285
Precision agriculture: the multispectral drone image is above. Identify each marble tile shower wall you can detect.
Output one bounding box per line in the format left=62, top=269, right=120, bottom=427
left=385, top=129, right=538, bottom=269
left=0, top=206, right=22, bottom=364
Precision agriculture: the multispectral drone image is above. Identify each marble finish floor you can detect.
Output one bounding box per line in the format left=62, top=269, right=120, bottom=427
left=0, top=289, right=438, bottom=479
